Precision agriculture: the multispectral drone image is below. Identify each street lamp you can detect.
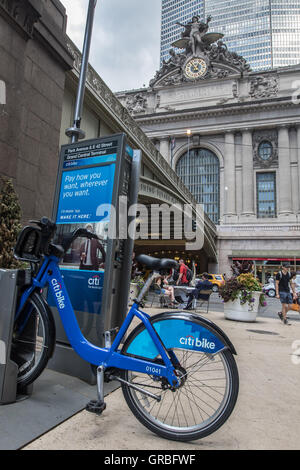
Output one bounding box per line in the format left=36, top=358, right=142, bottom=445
left=66, top=0, right=97, bottom=143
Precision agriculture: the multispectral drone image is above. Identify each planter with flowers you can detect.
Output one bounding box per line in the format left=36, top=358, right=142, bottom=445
left=129, top=276, right=146, bottom=306
left=219, top=273, right=267, bottom=322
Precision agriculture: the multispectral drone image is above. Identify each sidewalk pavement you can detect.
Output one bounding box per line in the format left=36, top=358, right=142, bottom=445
left=23, top=309, right=300, bottom=450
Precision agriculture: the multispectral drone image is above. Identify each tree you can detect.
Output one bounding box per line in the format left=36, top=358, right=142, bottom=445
left=0, top=177, right=22, bottom=268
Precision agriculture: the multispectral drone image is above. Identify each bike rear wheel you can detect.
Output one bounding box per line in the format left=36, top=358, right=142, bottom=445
left=11, top=292, right=55, bottom=388
left=121, top=317, right=239, bottom=441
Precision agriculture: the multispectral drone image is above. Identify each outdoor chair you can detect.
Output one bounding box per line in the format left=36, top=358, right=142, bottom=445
left=150, top=284, right=171, bottom=308
left=193, top=289, right=213, bottom=314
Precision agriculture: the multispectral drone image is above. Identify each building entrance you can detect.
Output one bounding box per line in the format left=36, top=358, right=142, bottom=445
left=232, top=258, right=300, bottom=285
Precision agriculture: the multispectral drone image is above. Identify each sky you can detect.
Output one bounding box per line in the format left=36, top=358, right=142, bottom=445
left=60, top=0, right=162, bottom=92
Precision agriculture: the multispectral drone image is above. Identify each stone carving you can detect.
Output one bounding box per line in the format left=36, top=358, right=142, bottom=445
left=210, top=67, right=229, bottom=79
left=253, top=129, right=278, bottom=168
left=167, top=48, right=186, bottom=68
left=157, top=72, right=183, bottom=87
left=126, top=93, right=148, bottom=114
left=175, top=15, right=212, bottom=56
left=232, top=81, right=239, bottom=98
left=0, top=0, right=40, bottom=37
left=249, top=76, right=278, bottom=99
left=149, top=15, right=251, bottom=88
left=209, top=42, right=251, bottom=73
left=67, top=39, right=126, bottom=123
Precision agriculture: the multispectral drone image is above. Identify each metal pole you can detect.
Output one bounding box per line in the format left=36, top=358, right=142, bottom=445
left=66, top=0, right=97, bottom=143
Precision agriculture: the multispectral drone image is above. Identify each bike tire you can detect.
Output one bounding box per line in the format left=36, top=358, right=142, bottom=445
left=120, top=313, right=239, bottom=442
left=11, top=292, right=56, bottom=388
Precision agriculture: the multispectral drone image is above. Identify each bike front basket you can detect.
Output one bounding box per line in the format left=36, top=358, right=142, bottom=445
left=14, top=226, right=42, bottom=263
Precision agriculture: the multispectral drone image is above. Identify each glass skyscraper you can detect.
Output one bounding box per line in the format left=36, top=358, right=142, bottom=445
left=160, top=0, right=300, bottom=71
left=160, top=0, right=205, bottom=65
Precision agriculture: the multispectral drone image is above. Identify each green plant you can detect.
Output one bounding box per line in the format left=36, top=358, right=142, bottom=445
left=132, top=275, right=145, bottom=291
left=219, top=273, right=266, bottom=309
left=0, top=177, right=22, bottom=269
left=131, top=275, right=147, bottom=306
left=237, top=273, right=261, bottom=292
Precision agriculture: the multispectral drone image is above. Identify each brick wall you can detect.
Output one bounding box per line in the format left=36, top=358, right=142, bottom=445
left=0, top=0, right=73, bottom=222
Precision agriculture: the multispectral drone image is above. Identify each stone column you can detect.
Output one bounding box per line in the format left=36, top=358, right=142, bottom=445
left=223, top=131, right=236, bottom=217
left=235, top=132, right=242, bottom=216
left=159, top=138, right=170, bottom=164
left=297, top=126, right=300, bottom=215
left=278, top=126, right=292, bottom=216
left=290, top=128, right=299, bottom=215
left=241, top=129, right=255, bottom=217
left=219, top=166, right=225, bottom=223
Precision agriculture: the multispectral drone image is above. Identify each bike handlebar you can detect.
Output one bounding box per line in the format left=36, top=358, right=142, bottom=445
left=30, top=218, right=99, bottom=257
left=60, top=227, right=99, bottom=254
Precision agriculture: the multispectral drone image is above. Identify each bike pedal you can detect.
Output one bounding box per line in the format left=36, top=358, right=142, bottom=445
left=86, top=400, right=106, bottom=416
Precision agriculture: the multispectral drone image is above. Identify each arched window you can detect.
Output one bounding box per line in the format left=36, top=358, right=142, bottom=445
left=176, top=148, right=220, bottom=224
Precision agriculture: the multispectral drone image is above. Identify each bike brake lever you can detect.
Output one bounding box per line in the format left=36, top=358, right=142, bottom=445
left=29, top=219, right=42, bottom=226
left=29, top=217, right=55, bottom=228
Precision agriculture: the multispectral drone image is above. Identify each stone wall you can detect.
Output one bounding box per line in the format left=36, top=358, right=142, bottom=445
left=0, top=0, right=73, bottom=222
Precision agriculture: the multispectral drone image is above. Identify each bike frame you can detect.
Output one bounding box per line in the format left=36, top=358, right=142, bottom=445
left=15, top=255, right=180, bottom=388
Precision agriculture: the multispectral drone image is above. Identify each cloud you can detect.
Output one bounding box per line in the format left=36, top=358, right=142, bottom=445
left=61, top=0, right=161, bottom=92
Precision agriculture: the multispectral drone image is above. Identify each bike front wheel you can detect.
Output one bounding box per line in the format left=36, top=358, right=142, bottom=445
left=11, top=292, right=55, bottom=388
left=121, top=314, right=239, bottom=442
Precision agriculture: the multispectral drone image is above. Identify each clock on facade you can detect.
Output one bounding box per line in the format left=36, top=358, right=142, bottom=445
left=184, top=57, right=208, bottom=80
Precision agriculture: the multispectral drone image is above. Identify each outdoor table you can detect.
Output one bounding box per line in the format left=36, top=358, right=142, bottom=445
left=173, top=285, right=195, bottom=303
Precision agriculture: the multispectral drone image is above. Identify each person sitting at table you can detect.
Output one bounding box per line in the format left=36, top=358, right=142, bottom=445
left=184, top=273, right=212, bottom=310
left=156, top=275, right=177, bottom=306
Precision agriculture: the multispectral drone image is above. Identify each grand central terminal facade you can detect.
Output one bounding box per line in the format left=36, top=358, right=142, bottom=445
left=116, top=18, right=300, bottom=281
left=2, top=3, right=299, bottom=281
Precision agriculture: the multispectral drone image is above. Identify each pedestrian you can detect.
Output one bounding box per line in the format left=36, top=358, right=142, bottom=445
left=283, top=273, right=300, bottom=315
left=131, top=252, right=142, bottom=280
left=184, top=273, right=212, bottom=310
left=176, top=259, right=191, bottom=286
left=276, top=263, right=297, bottom=325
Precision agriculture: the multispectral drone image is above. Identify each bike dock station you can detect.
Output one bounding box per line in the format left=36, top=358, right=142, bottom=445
left=47, top=135, right=141, bottom=383
left=0, top=269, right=33, bottom=405
left=0, top=140, right=141, bottom=450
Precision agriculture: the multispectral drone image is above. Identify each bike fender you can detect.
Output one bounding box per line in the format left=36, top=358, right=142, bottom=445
left=37, top=292, right=57, bottom=358
left=123, top=311, right=237, bottom=360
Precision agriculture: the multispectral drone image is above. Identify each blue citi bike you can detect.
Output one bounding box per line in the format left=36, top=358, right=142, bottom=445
left=12, top=217, right=239, bottom=442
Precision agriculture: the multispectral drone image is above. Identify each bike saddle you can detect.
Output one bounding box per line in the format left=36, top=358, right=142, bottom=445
left=136, top=254, right=178, bottom=271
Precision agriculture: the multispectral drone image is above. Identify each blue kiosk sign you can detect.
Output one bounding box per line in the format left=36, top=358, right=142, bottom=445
left=48, top=134, right=139, bottom=383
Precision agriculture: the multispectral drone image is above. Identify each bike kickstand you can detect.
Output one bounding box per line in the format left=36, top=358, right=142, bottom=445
left=86, top=365, right=107, bottom=416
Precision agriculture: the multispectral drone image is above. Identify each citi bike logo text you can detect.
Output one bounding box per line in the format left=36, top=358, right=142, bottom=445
left=88, top=275, right=101, bottom=288
left=51, top=279, right=65, bottom=309
left=180, top=335, right=215, bottom=350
